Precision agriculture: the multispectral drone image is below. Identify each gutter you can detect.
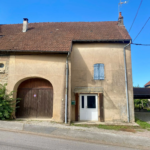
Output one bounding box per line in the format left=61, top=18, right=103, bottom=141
left=72, top=39, right=131, bottom=43
left=123, top=40, right=131, bottom=123
left=65, top=52, right=70, bottom=124
left=0, top=50, right=69, bottom=53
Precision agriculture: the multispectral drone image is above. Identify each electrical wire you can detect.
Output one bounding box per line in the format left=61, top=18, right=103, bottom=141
left=132, top=43, right=150, bottom=46
left=128, top=0, right=143, bottom=33
left=133, top=17, right=150, bottom=42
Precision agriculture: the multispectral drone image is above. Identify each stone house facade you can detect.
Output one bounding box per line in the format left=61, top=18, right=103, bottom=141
left=0, top=13, right=134, bottom=123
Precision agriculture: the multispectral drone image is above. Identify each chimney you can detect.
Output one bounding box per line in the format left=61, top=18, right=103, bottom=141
left=118, top=12, right=124, bottom=26
left=22, top=18, right=28, bottom=32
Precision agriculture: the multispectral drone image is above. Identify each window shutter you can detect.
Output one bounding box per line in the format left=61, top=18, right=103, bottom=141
left=99, top=64, right=104, bottom=79
left=94, top=64, right=99, bottom=80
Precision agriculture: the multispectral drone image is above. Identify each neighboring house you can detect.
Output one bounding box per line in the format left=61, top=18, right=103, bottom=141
left=145, top=81, right=150, bottom=88
left=145, top=81, right=150, bottom=103
left=133, top=81, right=150, bottom=104
left=0, top=13, right=134, bottom=123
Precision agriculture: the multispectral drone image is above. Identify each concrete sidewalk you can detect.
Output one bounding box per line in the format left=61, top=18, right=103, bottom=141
left=0, top=120, right=150, bottom=150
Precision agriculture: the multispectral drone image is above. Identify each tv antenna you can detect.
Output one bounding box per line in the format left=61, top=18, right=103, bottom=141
left=118, top=0, right=129, bottom=16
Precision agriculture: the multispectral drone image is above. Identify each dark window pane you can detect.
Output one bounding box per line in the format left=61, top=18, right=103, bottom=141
left=0, top=63, right=4, bottom=68
left=87, top=96, right=96, bottom=108
left=82, top=96, right=84, bottom=108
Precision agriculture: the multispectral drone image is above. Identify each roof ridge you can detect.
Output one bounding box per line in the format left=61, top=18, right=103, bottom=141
left=1, top=21, right=118, bottom=26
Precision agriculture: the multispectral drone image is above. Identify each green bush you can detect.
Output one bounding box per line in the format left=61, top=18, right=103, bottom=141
left=134, top=99, right=148, bottom=109
left=142, top=99, right=149, bottom=107
left=0, top=84, right=20, bottom=120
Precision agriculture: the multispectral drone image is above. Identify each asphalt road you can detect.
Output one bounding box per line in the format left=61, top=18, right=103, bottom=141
left=0, top=130, right=137, bottom=150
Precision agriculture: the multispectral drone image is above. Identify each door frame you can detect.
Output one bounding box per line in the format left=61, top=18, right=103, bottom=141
left=79, top=94, right=98, bottom=121
left=75, top=93, right=104, bottom=122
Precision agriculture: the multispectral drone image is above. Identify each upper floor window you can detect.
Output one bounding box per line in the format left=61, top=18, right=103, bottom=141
left=94, top=63, right=105, bottom=80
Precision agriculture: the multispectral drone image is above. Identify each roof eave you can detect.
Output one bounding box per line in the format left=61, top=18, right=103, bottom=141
left=0, top=50, right=69, bottom=53
left=72, top=39, right=131, bottom=43
left=0, top=39, right=132, bottom=53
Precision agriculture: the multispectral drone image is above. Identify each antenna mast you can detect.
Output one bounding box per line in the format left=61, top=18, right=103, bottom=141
left=118, top=0, right=128, bottom=16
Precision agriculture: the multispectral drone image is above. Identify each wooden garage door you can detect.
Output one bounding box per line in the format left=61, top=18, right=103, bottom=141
left=16, top=78, right=53, bottom=118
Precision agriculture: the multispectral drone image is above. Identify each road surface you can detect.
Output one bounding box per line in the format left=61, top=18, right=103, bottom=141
left=0, top=130, right=137, bottom=150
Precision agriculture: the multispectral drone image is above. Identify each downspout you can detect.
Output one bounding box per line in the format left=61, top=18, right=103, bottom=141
left=65, top=52, right=70, bottom=124
left=124, top=40, right=131, bottom=123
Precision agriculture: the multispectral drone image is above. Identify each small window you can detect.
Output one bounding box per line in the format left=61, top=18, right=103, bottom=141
left=87, top=96, right=96, bottom=108
left=82, top=96, right=84, bottom=108
left=0, top=63, right=4, bottom=68
left=94, top=63, right=104, bottom=80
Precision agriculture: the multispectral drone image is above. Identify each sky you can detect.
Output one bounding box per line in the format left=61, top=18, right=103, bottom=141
left=0, top=0, right=150, bottom=87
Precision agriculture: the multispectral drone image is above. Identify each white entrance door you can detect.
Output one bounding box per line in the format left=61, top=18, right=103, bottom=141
left=80, top=94, right=98, bottom=121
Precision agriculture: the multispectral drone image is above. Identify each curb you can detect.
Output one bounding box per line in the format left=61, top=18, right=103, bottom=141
left=0, top=121, right=150, bottom=150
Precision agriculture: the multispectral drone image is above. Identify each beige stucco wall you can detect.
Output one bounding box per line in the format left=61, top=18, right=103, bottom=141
left=71, top=43, right=134, bottom=123
left=0, top=42, right=134, bottom=123
left=6, top=54, right=67, bottom=122
left=0, top=55, right=10, bottom=85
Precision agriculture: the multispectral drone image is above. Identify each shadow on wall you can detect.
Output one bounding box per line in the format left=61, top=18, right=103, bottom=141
left=104, top=90, right=117, bottom=109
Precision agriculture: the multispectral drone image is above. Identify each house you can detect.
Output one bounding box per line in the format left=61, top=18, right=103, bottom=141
left=145, top=81, right=150, bottom=88
left=0, top=12, right=134, bottom=123
left=144, top=81, right=150, bottom=103
left=133, top=81, right=150, bottom=103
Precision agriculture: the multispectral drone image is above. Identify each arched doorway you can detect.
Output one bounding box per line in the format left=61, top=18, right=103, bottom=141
left=16, top=78, right=53, bottom=118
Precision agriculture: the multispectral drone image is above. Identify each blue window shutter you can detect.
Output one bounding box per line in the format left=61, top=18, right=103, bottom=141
left=94, top=64, right=99, bottom=80
left=99, top=64, right=104, bottom=79
left=94, top=63, right=105, bottom=80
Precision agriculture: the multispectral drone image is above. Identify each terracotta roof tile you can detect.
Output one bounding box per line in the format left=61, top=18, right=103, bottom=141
left=145, top=81, right=150, bottom=87
left=0, top=21, right=131, bottom=52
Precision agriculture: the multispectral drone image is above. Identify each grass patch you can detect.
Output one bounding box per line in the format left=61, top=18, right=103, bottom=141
left=97, top=124, right=137, bottom=133
left=71, top=118, right=150, bottom=132
left=98, top=124, right=123, bottom=130
left=1, top=119, right=23, bottom=121
left=71, top=123, right=138, bottom=133
left=98, top=124, right=127, bottom=130
left=135, top=118, right=150, bottom=129
left=71, top=123, right=89, bottom=128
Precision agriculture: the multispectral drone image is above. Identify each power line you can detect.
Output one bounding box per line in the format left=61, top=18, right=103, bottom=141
left=128, top=0, right=143, bottom=33
left=133, top=17, right=150, bottom=41
left=132, top=43, right=150, bottom=46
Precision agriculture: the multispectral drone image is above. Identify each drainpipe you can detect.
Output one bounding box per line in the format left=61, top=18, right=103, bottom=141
left=123, top=40, right=131, bottom=123
left=65, top=52, right=70, bottom=124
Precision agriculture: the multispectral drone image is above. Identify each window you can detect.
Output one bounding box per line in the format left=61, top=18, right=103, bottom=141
left=94, top=63, right=104, bottom=80
left=82, top=96, right=84, bottom=108
left=87, top=96, right=96, bottom=108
